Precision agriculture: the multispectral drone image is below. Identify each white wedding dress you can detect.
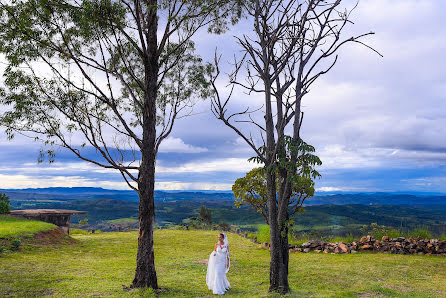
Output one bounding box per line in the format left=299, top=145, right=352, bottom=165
left=206, top=234, right=231, bottom=295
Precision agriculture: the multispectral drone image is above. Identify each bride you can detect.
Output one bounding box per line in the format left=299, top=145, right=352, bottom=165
left=206, top=233, right=231, bottom=295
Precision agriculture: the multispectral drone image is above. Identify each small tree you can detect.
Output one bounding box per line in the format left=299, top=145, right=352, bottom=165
left=233, top=139, right=319, bottom=225
left=199, top=205, right=212, bottom=224
left=0, top=193, right=10, bottom=214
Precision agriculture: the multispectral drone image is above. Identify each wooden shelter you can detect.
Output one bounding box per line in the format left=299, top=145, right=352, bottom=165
left=9, top=209, right=87, bottom=234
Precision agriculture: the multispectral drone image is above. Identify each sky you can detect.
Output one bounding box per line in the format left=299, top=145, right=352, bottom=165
left=1, top=0, right=446, bottom=193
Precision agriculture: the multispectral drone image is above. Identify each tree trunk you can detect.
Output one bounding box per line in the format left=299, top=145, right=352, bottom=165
left=132, top=159, right=158, bottom=289
left=132, top=0, right=159, bottom=289
left=277, top=167, right=290, bottom=294
left=131, top=77, right=159, bottom=289
left=278, top=212, right=290, bottom=294
left=274, top=79, right=304, bottom=293
left=263, top=84, right=282, bottom=292
left=267, top=167, right=281, bottom=292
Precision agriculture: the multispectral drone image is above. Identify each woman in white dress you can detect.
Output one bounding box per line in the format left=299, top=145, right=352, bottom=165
left=206, top=233, right=231, bottom=295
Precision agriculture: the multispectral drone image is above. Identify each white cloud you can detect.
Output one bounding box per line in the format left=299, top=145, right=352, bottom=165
left=158, top=137, right=208, bottom=153
left=0, top=173, right=234, bottom=191
left=316, top=186, right=369, bottom=192
left=155, top=181, right=232, bottom=191
left=156, top=157, right=255, bottom=173
left=0, top=174, right=131, bottom=190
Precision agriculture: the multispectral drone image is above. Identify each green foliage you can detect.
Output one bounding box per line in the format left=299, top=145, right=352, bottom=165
left=70, top=229, right=89, bottom=235
left=10, top=238, right=21, bottom=251
left=217, top=221, right=230, bottom=231
left=232, top=166, right=316, bottom=223
left=0, top=245, right=4, bottom=254
left=198, top=205, right=212, bottom=224
left=360, top=223, right=400, bottom=239
left=248, top=137, right=322, bottom=179
left=0, top=0, right=246, bottom=164
left=233, top=168, right=268, bottom=221
left=359, top=223, right=433, bottom=240
left=250, top=224, right=270, bottom=244
left=182, top=216, right=208, bottom=230
left=78, top=218, right=89, bottom=226
left=236, top=137, right=321, bottom=228
left=406, top=227, right=433, bottom=239
left=106, top=217, right=138, bottom=225
left=276, top=136, right=322, bottom=180
left=0, top=193, right=10, bottom=214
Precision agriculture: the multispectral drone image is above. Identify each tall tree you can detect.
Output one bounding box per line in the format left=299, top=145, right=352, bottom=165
left=0, top=0, right=243, bottom=289
left=210, top=0, right=381, bottom=293
left=199, top=205, right=212, bottom=224
left=0, top=193, right=10, bottom=214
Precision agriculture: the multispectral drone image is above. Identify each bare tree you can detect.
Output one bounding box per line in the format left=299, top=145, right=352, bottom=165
left=0, top=0, right=244, bottom=289
left=210, top=0, right=381, bottom=293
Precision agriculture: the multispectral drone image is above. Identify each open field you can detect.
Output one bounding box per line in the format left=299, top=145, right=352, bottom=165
left=0, top=229, right=445, bottom=297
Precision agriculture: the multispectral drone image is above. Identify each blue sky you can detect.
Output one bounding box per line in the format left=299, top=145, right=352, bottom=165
left=1, top=0, right=446, bottom=193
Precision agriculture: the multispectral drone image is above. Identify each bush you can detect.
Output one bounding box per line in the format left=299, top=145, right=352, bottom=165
left=0, top=193, right=10, bottom=214
left=405, top=227, right=432, bottom=239
left=360, top=223, right=399, bottom=239
left=0, top=245, right=5, bottom=254
left=217, top=222, right=231, bottom=231
left=10, top=238, right=21, bottom=251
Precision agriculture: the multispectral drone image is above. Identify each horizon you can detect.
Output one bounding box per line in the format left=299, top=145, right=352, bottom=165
left=2, top=186, right=445, bottom=196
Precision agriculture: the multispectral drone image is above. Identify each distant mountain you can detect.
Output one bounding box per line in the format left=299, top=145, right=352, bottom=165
left=1, top=187, right=446, bottom=206
left=0, top=187, right=235, bottom=204
left=309, top=193, right=446, bottom=206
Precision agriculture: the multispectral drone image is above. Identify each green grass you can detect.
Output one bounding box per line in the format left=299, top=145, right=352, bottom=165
left=0, top=215, right=57, bottom=239
left=0, top=230, right=445, bottom=297
left=107, top=217, right=138, bottom=224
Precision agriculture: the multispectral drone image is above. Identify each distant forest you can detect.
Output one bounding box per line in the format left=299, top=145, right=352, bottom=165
left=3, top=188, right=446, bottom=236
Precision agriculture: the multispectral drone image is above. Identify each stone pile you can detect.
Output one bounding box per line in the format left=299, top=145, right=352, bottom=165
left=287, top=235, right=446, bottom=255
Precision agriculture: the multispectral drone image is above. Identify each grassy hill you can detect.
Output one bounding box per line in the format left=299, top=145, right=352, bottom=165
left=1, top=229, right=445, bottom=297
left=0, top=215, right=56, bottom=238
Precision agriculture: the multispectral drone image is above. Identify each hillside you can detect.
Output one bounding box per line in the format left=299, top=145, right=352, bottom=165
left=7, top=197, right=446, bottom=236
left=3, top=187, right=446, bottom=236
left=0, top=229, right=445, bottom=297
left=0, top=215, right=57, bottom=239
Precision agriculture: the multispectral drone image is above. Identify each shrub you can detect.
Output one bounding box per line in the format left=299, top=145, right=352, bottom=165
left=405, top=227, right=432, bottom=239
left=217, top=222, right=231, bottom=231
left=10, top=238, right=21, bottom=251
left=0, top=193, right=10, bottom=214
left=0, top=245, right=5, bottom=254
left=360, top=223, right=399, bottom=239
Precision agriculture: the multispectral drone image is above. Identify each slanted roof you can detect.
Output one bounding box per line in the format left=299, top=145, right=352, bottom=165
left=9, top=209, right=87, bottom=216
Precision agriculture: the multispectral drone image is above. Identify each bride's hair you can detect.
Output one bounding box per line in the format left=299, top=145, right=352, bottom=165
left=219, top=233, right=225, bottom=238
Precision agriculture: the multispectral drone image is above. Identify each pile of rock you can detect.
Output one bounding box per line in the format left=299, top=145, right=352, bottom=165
left=291, top=240, right=355, bottom=254
left=287, top=235, right=446, bottom=255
